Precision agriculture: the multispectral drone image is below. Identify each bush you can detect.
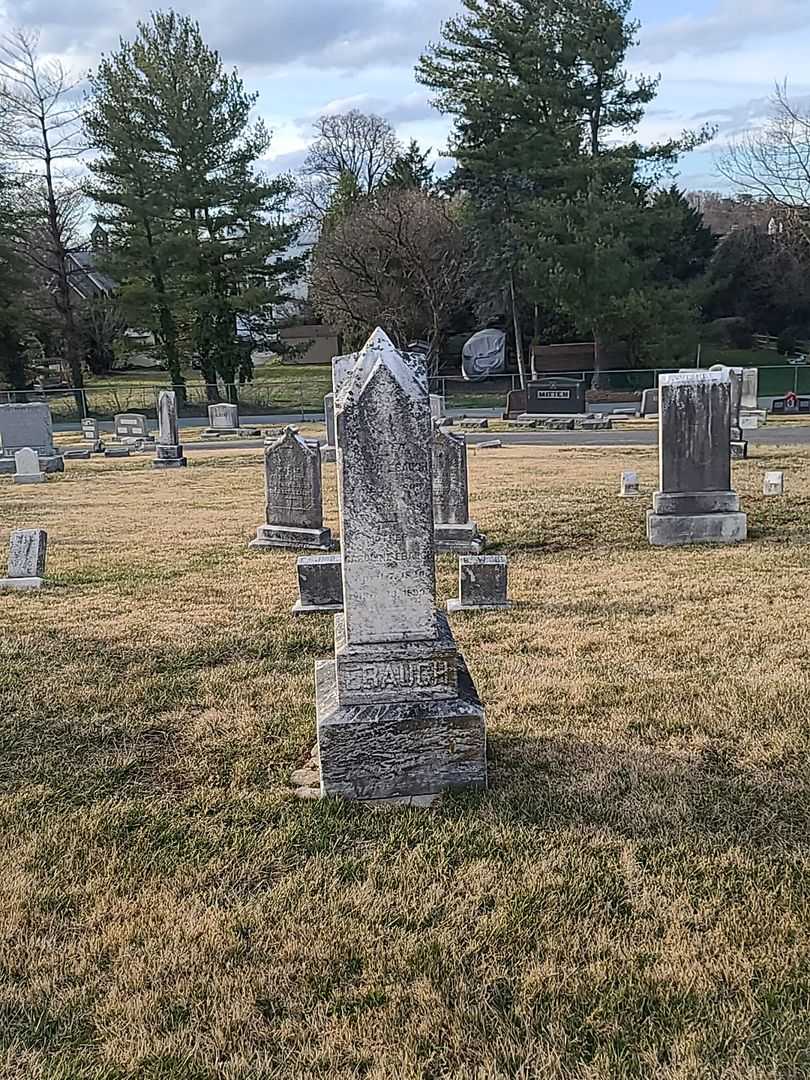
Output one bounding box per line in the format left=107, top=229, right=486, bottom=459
left=703, top=318, right=753, bottom=349
left=777, top=330, right=798, bottom=356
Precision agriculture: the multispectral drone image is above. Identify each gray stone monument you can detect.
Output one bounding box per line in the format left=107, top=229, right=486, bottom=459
left=207, top=402, right=239, bottom=433
left=293, top=554, right=344, bottom=615
left=0, top=529, right=47, bottom=590
left=114, top=413, right=151, bottom=443
left=250, top=427, right=332, bottom=550
left=14, top=447, right=45, bottom=485
left=81, top=417, right=104, bottom=453
left=430, top=394, right=444, bottom=420
left=763, top=471, right=784, bottom=496
left=432, top=423, right=484, bottom=553
left=448, top=556, right=510, bottom=613
left=620, top=471, right=640, bottom=497
left=0, top=403, right=63, bottom=472
left=321, top=392, right=336, bottom=463
left=153, top=391, right=187, bottom=469
left=640, top=388, right=659, bottom=417
left=647, top=371, right=747, bottom=546
left=316, top=328, right=487, bottom=802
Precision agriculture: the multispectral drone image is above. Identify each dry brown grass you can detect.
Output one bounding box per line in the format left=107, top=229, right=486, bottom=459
left=1, top=444, right=809, bottom=1080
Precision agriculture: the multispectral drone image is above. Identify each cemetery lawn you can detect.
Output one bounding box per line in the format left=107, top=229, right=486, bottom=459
left=2, top=444, right=810, bottom=1080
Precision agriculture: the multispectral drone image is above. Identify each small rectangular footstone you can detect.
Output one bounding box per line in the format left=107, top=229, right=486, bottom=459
left=0, top=528, right=47, bottom=589
left=763, top=471, right=784, bottom=496
left=293, top=555, right=344, bottom=615
left=448, top=555, right=510, bottom=612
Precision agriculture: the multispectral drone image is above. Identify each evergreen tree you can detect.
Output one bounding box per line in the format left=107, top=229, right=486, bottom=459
left=384, top=140, right=435, bottom=190
left=0, top=170, right=33, bottom=394
left=86, top=12, right=300, bottom=401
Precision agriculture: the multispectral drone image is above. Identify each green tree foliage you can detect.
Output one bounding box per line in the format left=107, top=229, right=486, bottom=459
left=384, top=140, right=435, bottom=191
left=86, top=12, right=300, bottom=400
left=0, top=170, right=33, bottom=392
left=417, top=0, right=712, bottom=375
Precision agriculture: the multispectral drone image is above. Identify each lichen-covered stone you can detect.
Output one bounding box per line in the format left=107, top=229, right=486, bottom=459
left=1, top=528, right=48, bottom=588
left=250, top=427, right=332, bottom=550
left=153, top=391, right=187, bottom=469
left=432, top=424, right=484, bottom=554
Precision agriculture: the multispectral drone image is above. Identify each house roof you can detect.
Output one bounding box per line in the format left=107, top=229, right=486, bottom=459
left=66, top=251, right=118, bottom=299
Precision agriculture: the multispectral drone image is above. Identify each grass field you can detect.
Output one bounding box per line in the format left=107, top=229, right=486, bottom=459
left=1, top=445, right=809, bottom=1079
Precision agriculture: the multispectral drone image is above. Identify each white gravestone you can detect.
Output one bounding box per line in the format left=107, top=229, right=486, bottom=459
left=316, top=328, right=487, bottom=802
left=432, top=423, right=484, bottom=553
left=620, top=471, right=640, bottom=497
left=647, top=371, right=747, bottom=546
left=430, top=394, right=444, bottom=420
left=208, top=403, right=239, bottom=430
left=0, top=529, right=47, bottom=589
left=448, top=555, right=510, bottom=612
left=14, top=447, right=45, bottom=485
left=763, top=471, right=784, bottom=496
left=250, top=427, right=332, bottom=550
left=153, top=391, right=187, bottom=469
left=81, top=418, right=99, bottom=442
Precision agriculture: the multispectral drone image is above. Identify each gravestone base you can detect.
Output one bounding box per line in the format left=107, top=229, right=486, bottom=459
left=250, top=523, right=333, bottom=551
left=153, top=445, right=187, bottom=469
left=647, top=509, right=747, bottom=547
left=434, top=522, right=486, bottom=554
left=447, top=597, right=511, bottom=613
left=316, top=656, right=487, bottom=801
left=202, top=427, right=262, bottom=439
left=40, top=455, right=64, bottom=474
left=13, top=470, right=45, bottom=485
left=0, top=576, right=43, bottom=590
left=63, top=449, right=92, bottom=461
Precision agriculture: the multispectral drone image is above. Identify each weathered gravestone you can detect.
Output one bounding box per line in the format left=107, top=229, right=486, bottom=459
left=0, top=528, right=47, bottom=590
left=0, top=403, right=63, bottom=472
left=620, top=471, right=640, bottom=497
left=14, top=447, right=44, bottom=485
left=640, top=388, right=659, bottom=417
left=208, top=402, right=239, bottom=431
left=647, top=370, right=747, bottom=546
left=315, top=328, right=487, bottom=802
left=114, top=413, right=151, bottom=443
left=293, top=554, right=344, bottom=615
left=523, top=377, right=587, bottom=416
left=763, top=471, right=785, bottom=496
left=432, top=423, right=484, bottom=554
left=81, top=417, right=104, bottom=453
left=153, top=391, right=187, bottom=469
left=250, top=427, right=332, bottom=550
left=321, top=393, right=336, bottom=463
left=448, top=555, right=510, bottom=612
left=430, top=394, right=444, bottom=420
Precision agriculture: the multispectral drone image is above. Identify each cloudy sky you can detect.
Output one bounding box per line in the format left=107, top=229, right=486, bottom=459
left=2, top=0, right=809, bottom=191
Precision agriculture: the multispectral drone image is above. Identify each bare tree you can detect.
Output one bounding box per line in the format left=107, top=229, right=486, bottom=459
left=719, top=85, right=810, bottom=216
left=299, top=110, right=401, bottom=221
left=311, top=188, right=472, bottom=370
left=0, top=29, right=86, bottom=395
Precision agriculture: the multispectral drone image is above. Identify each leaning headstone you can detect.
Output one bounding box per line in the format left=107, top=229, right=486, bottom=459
left=14, top=447, right=44, bottom=485
left=0, top=529, right=47, bottom=590
left=316, top=328, right=487, bottom=802
left=432, top=423, right=484, bottom=553
left=153, top=391, right=187, bottom=469
left=250, top=427, right=332, bottom=550
left=321, top=392, right=336, bottom=463
left=447, top=555, right=510, bottom=613
left=647, top=371, right=747, bottom=546
left=763, top=471, right=784, bottom=496
left=293, top=554, right=344, bottom=615
left=114, top=413, right=151, bottom=443
left=620, top=471, right=640, bottom=497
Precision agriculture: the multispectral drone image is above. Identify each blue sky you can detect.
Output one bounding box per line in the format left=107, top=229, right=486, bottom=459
left=3, top=0, right=810, bottom=191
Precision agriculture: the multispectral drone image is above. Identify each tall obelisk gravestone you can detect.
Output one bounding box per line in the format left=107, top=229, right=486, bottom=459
left=153, top=390, right=187, bottom=469
left=316, top=329, right=487, bottom=802
left=647, top=370, right=747, bottom=546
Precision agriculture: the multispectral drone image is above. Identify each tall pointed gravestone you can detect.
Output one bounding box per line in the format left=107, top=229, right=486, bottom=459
left=250, top=427, right=332, bottom=550
left=432, top=423, right=484, bottom=553
left=153, top=391, right=187, bottom=469
left=316, top=329, right=487, bottom=802
left=647, top=370, right=747, bottom=546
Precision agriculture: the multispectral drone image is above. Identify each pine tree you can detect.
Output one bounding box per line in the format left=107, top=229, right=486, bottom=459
left=86, top=12, right=301, bottom=401
left=0, top=169, right=33, bottom=394
left=384, top=141, right=435, bottom=190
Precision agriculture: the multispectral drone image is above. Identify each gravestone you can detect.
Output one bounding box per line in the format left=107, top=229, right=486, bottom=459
left=448, top=556, right=510, bottom=613
left=250, top=427, right=332, bottom=550
left=81, top=417, right=104, bottom=453
left=647, top=371, right=747, bottom=546
left=14, top=447, right=45, bottom=485
left=153, top=391, right=187, bottom=469
left=763, top=471, right=784, bottom=496
left=0, top=528, right=47, bottom=590
left=620, top=471, right=640, bottom=497
left=114, top=413, right=150, bottom=442
left=208, top=403, right=239, bottom=430
left=430, top=394, right=444, bottom=420
left=640, top=388, right=659, bottom=417
left=63, top=448, right=91, bottom=460
left=293, top=554, right=344, bottom=615
left=321, top=393, right=336, bottom=463
left=741, top=368, right=759, bottom=410
left=0, top=403, right=55, bottom=456
left=316, top=328, right=487, bottom=802
left=432, top=423, right=484, bottom=553
left=524, top=377, right=586, bottom=415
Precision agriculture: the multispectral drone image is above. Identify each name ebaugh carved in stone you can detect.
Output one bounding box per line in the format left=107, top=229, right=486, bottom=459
left=343, top=659, right=456, bottom=694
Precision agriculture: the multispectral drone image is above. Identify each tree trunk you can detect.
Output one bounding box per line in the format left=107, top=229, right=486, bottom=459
left=592, top=331, right=607, bottom=391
